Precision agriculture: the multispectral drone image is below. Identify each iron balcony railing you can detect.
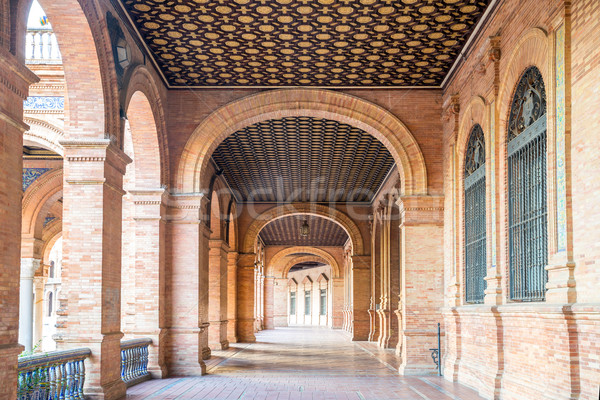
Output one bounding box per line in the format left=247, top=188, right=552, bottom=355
left=17, top=347, right=91, bottom=400
left=120, top=338, right=152, bottom=387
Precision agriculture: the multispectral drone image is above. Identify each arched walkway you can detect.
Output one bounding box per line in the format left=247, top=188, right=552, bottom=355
left=176, top=89, right=428, bottom=196
left=242, top=204, right=364, bottom=255
left=267, top=246, right=341, bottom=279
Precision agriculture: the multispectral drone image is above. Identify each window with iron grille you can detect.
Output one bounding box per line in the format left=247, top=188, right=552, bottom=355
left=290, top=291, right=296, bottom=315
left=464, top=124, right=487, bottom=304
left=320, top=289, right=327, bottom=315
left=507, top=66, right=548, bottom=302
left=304, top=290, right=311, bottom=315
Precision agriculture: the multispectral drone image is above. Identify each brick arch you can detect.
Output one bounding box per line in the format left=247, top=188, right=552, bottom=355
left=13, top=0, right=120, bottom=143
left=210, top=189, right=222, bottom=239
left=455, top=95, right=489, bottom=299
left=267, top=246, right=340, bottom=279
left=176, top=89, right=428, bottom=196
left=282, top=256, right=332, bottom=280
left=124, top=66, right=170, bottom=187
left=242, top=204, right=364, bottom=255
left=41, top=223, right=62, bottom=265
left=23, top=117, right=64, bottom=156
left=227, top=201, right=239, bottom=251
left=496, top=28, right=549, bottom=275
left=22, top=168, right=63, bottom=240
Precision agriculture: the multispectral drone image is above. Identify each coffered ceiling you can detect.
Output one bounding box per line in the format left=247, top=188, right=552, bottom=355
left=119, top=0, right=492, bottom=87
left=259, top=215, right=349, bottom=247
left=211, top=116, right=394, bottom=203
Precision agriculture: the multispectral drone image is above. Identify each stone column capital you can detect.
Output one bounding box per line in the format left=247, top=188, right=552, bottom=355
left=238, top=253, right=257, bottom=269
left=165, top=193, right=209, bottom=225
left=20, top=258, right=41, bottom=279
left=396, top=195, right=444, bottom=226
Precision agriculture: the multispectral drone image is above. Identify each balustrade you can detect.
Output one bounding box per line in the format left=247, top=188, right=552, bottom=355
left=25, top=29, right=62, bottom=63
left=17, top=348, right=90, bottom=400
left=120, top=338, right=152, bottom=386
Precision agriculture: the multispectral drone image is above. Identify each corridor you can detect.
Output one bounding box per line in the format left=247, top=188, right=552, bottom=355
left=127, top=328, right=483, bottom=400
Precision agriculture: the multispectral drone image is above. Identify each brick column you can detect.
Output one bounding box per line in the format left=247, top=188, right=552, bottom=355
left=0, top=47, right=38, bottom=398
left=33, top=275, right=45, bottom=347
left=264, top=276, right=275, bottom=329
left=396, top=195, right=444, bottom=375
left=272, top=278, right=288, bottom=327
left=226, top=251, right=238, bottom=343
left=350, top=255, right=371, bottom=341
left=236, top=253, right=256, bottom=342
left=56, top=140, right=130, bottom=399
left=19, top=258, right=41, bottom=351
left=331, top=278, right=344, bottom=328
left=165, top=194, right=210, bottom=374
left=129, top=189, right=167, bottom=378
left=208, top=239, right=229, bottom=350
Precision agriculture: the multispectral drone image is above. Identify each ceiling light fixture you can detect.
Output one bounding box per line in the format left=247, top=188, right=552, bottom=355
left=299, top=218, right=310, bottom=237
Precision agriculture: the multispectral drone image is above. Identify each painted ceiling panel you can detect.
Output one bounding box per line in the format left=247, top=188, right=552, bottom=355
left=211, top=116, right=395, bottom=203
left=120, top=0, right=491, bottom=87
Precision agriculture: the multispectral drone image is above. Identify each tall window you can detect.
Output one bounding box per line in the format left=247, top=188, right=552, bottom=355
left=304, top=290, right=311, bottom=315
left=290, top=292, right=296, bottom=315
left=319, top=289, right=327, bottom=315
left=49, top=260, right=54, bottom=279
left=507, top=66, right=548, bottom=302
left=464, top=124, right=487, bottom=303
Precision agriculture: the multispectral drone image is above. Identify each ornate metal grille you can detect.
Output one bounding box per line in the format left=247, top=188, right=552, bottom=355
left=507, top=66, right=548, bottom=302
left=464, top=124, right=487, bottom=304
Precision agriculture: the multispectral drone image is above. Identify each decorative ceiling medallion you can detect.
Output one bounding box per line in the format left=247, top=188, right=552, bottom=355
left=120, top=0, right=491, bottom=87
left=259, top=215, right=348, bottom=247
left=211, top=116, right=395, bottom=203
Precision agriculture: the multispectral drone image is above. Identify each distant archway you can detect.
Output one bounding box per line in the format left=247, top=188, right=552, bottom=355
left=267, top=246, right=341, bottom=279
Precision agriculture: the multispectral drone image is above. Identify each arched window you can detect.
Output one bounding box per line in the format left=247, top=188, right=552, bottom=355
left=507, top=66, right=548, bottom=302
left=47, top=292, right=53, bottom=316
left=464, top=124, right=487, bottom=304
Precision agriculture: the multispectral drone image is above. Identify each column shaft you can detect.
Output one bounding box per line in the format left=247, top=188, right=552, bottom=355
left=226, top=251, right=238, bottom=343
left=236, top=253, right=256, bottom=342
left=208, top=239, right=229, bottom=350
left=165, top=194, right=210, bottom=374
left=56, top=140, right=130, bottom=399
left=0, top=47, right=38, bottom=398
left=351, top=255, right=371, bottom=341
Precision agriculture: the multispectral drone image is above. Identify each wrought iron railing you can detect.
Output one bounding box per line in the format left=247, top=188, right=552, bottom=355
left=17, top=348, right=91, bottom=400
left=120, top=338, right=152, bottom=386
left=25, top=29, right=62, bottom=63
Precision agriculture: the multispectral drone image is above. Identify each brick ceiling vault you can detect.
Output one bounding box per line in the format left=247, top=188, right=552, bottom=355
left=119, top=0, right=492, bottom=87
left=259, top=215, right=349, bottom=247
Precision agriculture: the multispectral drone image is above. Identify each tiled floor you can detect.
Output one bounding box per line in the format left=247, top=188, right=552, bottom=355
left=127, top=327, right=484, bottom=400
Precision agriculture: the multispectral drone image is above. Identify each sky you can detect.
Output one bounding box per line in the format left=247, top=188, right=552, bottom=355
left=27, top=0, right=51, bottom=29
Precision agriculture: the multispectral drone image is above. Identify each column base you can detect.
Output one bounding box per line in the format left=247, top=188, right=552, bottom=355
left=399, top=363, right=438, bottom=376
left=209, top=340, right=230, bottom=350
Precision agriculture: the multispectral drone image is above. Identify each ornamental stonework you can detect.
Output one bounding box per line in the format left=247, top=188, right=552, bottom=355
left=121, top=0, right=491, bottom=86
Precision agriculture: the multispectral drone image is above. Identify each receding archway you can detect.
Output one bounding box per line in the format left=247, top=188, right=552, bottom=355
left=175, top=89, right=428, bottom=197
left=242, top=204, right=364, bottom=256
left=267, top=246, right=341, bottom=279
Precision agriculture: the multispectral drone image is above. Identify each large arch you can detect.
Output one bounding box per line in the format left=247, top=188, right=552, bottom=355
left=124, top=66, right=169, bottom=187
left=23, top=117, right=64, bottom=156
left=13, top=0, right=121, bottom=143
left=176, top=89, right=428, bottom=196
left=267, top=246, right=341, bottom=279
left=22, top=168, right=62, bottom=240
left=242, top=204, right=364, bottom=255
